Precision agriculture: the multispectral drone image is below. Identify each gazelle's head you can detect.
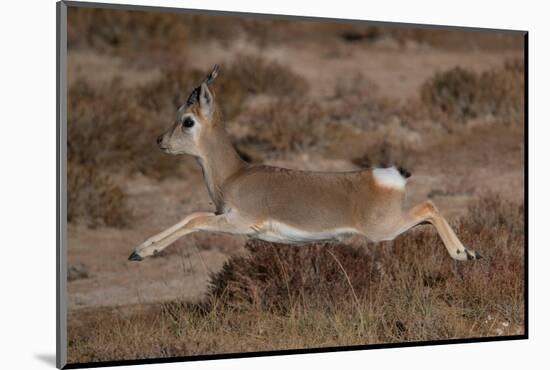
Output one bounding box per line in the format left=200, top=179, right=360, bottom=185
left=157, top=65, right=223, bottom=157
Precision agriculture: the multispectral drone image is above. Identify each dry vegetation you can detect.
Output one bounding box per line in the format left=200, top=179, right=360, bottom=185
left=67, top=7, right=243, bottom=53
left=226, top=54, right=309, bottom=97
left=236, top=98, right=325, bottom=157
left=68, top=79, right=184, bottom=180
left=67, top=194, right=524, bottom=363
left=137, top=54, right=309, bottom=122
left=421, top=59, right=525, bottom=125
left=328, top=74, right=402, bottom=130
left=67, top=77, right=188, bottom=226
left=67, top=162, right=131, bottom=228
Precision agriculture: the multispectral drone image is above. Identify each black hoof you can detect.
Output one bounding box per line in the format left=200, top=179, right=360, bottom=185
left=465, top=249, right=482, bottom=261
left=128, top=251, right=144, bottom=262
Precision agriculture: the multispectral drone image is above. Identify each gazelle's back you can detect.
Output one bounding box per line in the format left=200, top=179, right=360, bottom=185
left=223, top=165, right=401, bottom=232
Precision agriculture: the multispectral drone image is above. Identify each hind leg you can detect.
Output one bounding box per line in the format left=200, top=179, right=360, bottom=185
left=393, top=201, right=481, bottom=261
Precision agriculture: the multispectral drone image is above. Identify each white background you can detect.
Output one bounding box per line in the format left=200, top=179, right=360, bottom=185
left=0, top=0, right=546, bottom=368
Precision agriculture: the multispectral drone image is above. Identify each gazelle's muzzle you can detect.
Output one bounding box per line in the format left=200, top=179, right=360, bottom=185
left=156, top=132, right=171, bottom=153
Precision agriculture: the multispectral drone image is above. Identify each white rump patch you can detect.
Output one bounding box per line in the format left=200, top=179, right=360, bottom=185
left=372, top=167, right=407, bottom=190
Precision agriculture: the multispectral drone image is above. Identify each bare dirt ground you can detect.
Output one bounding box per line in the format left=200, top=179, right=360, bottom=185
left=67, top=44, right=524, bottom=312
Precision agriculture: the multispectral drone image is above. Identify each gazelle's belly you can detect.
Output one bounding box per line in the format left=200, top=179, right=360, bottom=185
left=251, top=220, right=357, bottom=244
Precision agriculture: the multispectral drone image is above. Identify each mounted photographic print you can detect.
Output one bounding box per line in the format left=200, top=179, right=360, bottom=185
left=56, top=1, right=528, bottom=368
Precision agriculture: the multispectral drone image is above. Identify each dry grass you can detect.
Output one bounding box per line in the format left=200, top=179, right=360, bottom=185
left=334, top=24, right=523, bottom=51
left=67, top=161, right=132, bottom=228
left=421, top=66, right=480, bottom=122
left=67, top=7, right=242, bottom=54
left=136, top=53, right=309, bottom=123
left=229, top=73, right=406, bottom=160
left=388, top=28, right=524, bottom=51
left=476, top=59, right=525, bottom=124
left=137, top=65, right=247, bottom=120
left=327, top=74, right=402, bottom=130
left=67, top=7, right=190, bottom=53
left=420, top=59, right=525, bottom=125
left=235, top=98, right=325, bottom=158
left=68, top=7, right=523, bottom=55
left=67, top=194, right=524, bottom=363
left=68, top=79, right=186, bottom=180
left=225, top=54, right=309, bottom=97
left=67, top=78, right=189, bottom=227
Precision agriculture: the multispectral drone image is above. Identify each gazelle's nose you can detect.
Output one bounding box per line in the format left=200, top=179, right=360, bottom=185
left=156, top=135, right=163, bottom=145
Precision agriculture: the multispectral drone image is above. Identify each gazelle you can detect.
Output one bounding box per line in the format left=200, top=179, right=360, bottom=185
left=128, top=65, right=481, bottom=262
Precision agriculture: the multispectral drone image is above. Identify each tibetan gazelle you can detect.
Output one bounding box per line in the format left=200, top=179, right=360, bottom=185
left=128, top=65, right=481, bottom=262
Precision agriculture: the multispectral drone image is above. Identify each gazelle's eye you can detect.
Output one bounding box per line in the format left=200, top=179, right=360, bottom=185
left=183, top=117, right=194, bottom=128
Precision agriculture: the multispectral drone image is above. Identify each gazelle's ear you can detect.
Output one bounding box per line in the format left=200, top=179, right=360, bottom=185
left=198, top=82, right=214, bottom=117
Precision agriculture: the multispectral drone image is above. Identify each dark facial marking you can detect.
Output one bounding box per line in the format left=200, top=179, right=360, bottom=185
left=186, top=86, right=200, bottom=107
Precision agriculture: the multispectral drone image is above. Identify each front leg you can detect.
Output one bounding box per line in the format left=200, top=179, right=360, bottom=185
left=128, top=212, right=213, bottom=261
left=128, top=211, right=255, bottom=261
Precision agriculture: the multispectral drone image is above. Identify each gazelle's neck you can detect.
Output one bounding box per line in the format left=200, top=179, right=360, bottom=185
left=196, top=128, right=245, bottom=210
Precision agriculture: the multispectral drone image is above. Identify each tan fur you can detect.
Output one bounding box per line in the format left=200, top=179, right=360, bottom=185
left=130, top=66, right=480, bottom=262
